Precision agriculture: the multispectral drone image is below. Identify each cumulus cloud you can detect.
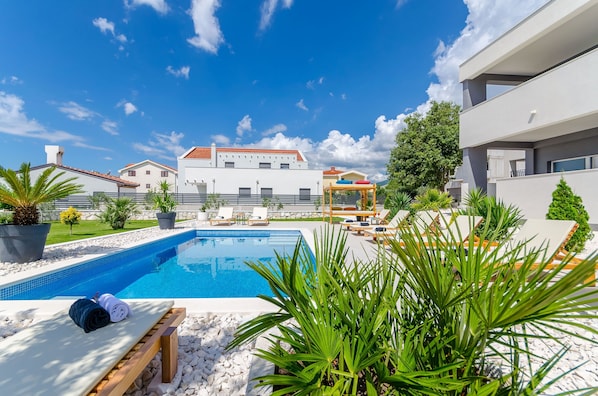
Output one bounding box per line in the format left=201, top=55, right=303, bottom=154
left=0, top=91, right=84, bottom=143
left=296, top=99, right=308, bottom=111
left=236, top=115, right=252, bottom=137
left=187, top=0, right=225, bottom=54
left=58, top=101, right=98, bottom=121
left=259, top=0, right=294, bottom=32
left=124, top=0, right=169, bottom=14
left=117, top=100, right=138, bottom=115
left=133, top=131, right=186, bottom=160
left=211, top=134, right=230, bottom=145
left=166, top=65, right=191, bottom=79
left=306, top=77, right=324, bottom=90
left=92, top=17, right=128, bottom=45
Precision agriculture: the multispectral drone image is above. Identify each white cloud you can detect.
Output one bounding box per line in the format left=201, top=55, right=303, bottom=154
left=0, top=91, right=84, bottom=143
left=296, top=99, right=308, bottom=111
left=73, top=142, right=111, bottom=151
left=306, top=77, right=324, bottom=90
left=1, top=76, right=22, bottom=85
left=58, top=101, right=98, bottom=121
left=236, top=115, right=252, bottom=137
left=116, top=34, right=128, bottom=43
left=117, top=100, right=138, bottom=115
left=101, top=120, right=119, bottom=135
left=187, top=0, right=225, bottom=54
left=262, top=123, right=287, bottom=136
left=92, top=17, right=115, bottom=35
left=211, top=134, right=230, bottom=145
left=124, top=0, right=169, bottom=14
left=166, top=65, right=191, bottom=79
left=259, top=0, right=293, bottom=32
left=134, top=131, right=186, bottom=160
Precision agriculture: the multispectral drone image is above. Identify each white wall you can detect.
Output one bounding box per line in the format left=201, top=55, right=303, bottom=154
left=495, top=169, right=598, bottom=223
left=119, top=163, right=177, bottom=193
left=178, top=167, right=322, bottom=196
left=29, top=167, right=122, bottom=195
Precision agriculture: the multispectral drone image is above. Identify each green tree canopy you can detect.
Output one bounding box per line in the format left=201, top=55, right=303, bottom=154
left=386, top=101, right=461, bottom=196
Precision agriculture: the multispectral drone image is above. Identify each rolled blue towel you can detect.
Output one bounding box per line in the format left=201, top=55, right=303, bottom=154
left=360, top=222, right=369, bottom=226
left=69, top=298, right=111, bottom=333
left=374, top=227, right=386, bottom=232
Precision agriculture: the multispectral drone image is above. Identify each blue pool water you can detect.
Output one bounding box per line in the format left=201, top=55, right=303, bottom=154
left=0, top=229, right=308, bottom=300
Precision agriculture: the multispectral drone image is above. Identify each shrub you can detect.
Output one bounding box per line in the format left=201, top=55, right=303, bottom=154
left=229, top=226, right=598, bottom=395
left=460, top=188, right=523, bottom=240
left=411, top=188, right=452, bottom=211
left=97, top=197, right=139, bottom=230
left=546, top=178, right=592, bottom=252
left=152, top=180, right=177, bottom=213
left=60, top=206, right=82, bottom=235
left=385, top=191, right=412, bottom=219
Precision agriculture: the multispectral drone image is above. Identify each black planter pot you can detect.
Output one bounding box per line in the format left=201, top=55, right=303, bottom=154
left=156, top=212, right=176, bottom=230
left=0, top=223, right=51, bottom=263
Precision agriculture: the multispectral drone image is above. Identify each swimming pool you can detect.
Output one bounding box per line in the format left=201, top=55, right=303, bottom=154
left=0, top=229, right=311, bottom=300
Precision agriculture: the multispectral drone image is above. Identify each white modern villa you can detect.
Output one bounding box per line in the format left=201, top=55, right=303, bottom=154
left=458, top=0, right=598, bottom=223
left=177, top=144, right=322, bottom=200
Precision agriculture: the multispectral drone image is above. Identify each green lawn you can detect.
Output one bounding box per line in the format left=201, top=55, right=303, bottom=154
left=46, top=220, right=159, bottom=245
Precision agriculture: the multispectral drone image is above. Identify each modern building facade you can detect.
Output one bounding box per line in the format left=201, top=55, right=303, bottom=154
left=458, top=0, right=598, bottom=222
left=118, top=160, right=178, bottom=193
left=177, top=144, right=322, bottom=200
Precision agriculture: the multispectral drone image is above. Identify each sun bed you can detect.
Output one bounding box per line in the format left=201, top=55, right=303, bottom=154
left=419, top=215, right=484, bottom=247
left=247, top=207, right=270, bottom=226
left=209, top=206, right=234, bottom=226
left=364, top=210, right=438, bottom=241
left=350, top=210, right=410, bottom=236
left=340, top=208, right=391, bottom=230
left=0, top=300, right=186, bottom=396
left=500, top=219, right=595, bottom=284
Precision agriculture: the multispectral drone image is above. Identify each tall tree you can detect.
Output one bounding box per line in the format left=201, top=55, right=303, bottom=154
left=386, top=101, right=461, bottom=196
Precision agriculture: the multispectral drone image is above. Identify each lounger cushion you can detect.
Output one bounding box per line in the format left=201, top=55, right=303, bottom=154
left=0, top=300, right=174, bottom=396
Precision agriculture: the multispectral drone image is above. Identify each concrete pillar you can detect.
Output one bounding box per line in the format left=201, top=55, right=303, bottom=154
left=525, top=148, right=535, bottom=175
left=462, top=78, right=487, bottom=109
left=461, top=147, right=488, bottom=192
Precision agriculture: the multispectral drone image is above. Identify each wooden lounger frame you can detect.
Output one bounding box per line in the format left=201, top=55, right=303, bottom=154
left=88, top=307, right=186, bottom=396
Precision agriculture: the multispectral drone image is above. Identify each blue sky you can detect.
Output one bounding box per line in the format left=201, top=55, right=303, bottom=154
left=0, top=0, right=548, bottom=180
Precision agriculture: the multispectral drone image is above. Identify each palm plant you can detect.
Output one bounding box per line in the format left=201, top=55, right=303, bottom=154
left=152, top=180, right=177, bottom=213
left=411, top=187, right=453, bottom=211
left=461, top=188, right=523, bottom=240
left=385, top=191, right=412, bottom=218
left=229, top=222, right=598, bottom=395
left=97, top=197, right=139, bottom=229
left=0, top=163, right=83, bottom=225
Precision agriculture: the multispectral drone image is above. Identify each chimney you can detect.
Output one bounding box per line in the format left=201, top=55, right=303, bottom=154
left=45, top=145, right=64, bottom=165
left=211, top=143, right=217, bottom=168
left=330, top=166, right=336, bottom=171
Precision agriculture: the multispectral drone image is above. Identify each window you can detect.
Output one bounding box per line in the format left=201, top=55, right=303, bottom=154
left=280, top=163, right=290, bottom=169
left=261, top=188, right=273, bottom=198
left=146, top=170, right=151, bottom=175
left=299, top=188, right=311, bottom=201
left=239, top=187, right=251, bottom=197
left=128, top=170, right=136, bottom=176
left=259, top=162, right=271, bottom=169
left=145, top=183, right=151, bottom=189
left=552, top=156, right=593, bottom=173
left=160, top=171, right=168, bottom=177
left=225, top=162, right=235, bottom=168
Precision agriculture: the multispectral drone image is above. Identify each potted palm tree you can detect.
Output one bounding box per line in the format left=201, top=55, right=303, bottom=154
left=153, top=180, right=177, bottom=229
left=0, top=163, right=83, bottom=263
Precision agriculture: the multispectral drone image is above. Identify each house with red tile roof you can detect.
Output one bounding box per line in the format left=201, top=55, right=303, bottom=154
left=29, top=146, right=138, bottom=199
left=119, top=160, right=178, bottom=193
left=178, top=143, right=322, bottom=199
left=322, top=166, right=368, bottom=187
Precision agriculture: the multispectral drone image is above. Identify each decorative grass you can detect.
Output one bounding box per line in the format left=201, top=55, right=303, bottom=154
left=45, top=220, right=159, bottom=245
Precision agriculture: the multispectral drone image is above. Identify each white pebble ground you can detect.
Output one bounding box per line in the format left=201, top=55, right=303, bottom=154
left=0, top=224, right=597, bottom=395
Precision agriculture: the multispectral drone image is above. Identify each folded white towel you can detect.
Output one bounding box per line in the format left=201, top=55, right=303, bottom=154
left=97, top=293, right=131, bottom=322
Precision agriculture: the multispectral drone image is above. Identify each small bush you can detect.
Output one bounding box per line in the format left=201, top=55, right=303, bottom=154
left=60, top=206, right=82, bottom=235
left=411, top=188, right=452, bottom=211
left=461, top=188, right=523, bottom=240
left=97, top=197, right=139, bottom=230
left=546, top=178, right=592, bottom=252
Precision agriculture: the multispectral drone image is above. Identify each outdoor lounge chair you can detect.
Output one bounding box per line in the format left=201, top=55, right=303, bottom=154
left=498, top=219, right=595, bottom=284
left=340, top=208, right=391, bottom=230
left=418, top=215, right=484, bottom=247
left=349, top=210, right=410, bottom=236
left=0, top=300, right=186, bottom=396
left=364, top=210, right=439, bottom=241
left=209, top=206, right=234, bottom=226
left=247, top=207, right=270, bottom=226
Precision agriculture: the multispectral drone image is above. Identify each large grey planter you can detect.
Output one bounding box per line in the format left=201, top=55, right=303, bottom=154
left=156, top=212, right=176, bottom=230
left=0, top=223, right=51, bottom=263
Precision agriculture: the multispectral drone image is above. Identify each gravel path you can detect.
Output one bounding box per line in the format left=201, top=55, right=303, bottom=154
left=0, top=225, right=597, bottom=395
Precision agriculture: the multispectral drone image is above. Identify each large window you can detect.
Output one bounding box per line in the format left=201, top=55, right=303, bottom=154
left=259, top=162, right=271, bottom=169
left=128, top=170, right=136, bottom=176
left=225, top=162, right=235, bottom=168
left=552, top=155, right=595, bottom=173
left=280, top=163, right=290, bottom=169
left=239, top=187, right=251, bottom=197
left=299, top=188, right=311, bottom=201
left=261, top=188, right=273, bottom=198
left=160, top=171, right=168, bottom=177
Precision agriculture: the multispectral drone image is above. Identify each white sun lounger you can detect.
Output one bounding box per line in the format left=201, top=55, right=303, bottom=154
left=209, top=207, right=234, bottom=226
left=0, top=300, right=186, bottom=396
